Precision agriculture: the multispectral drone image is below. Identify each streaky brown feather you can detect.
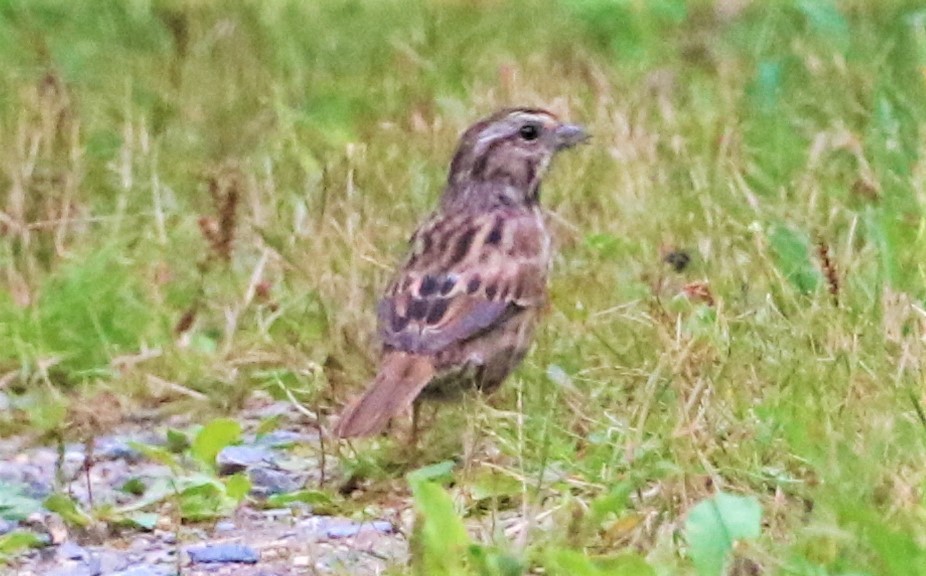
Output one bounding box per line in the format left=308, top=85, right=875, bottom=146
left=335, top=108, right=585, bottom=439
left=335, top=352, right=436, bottom=438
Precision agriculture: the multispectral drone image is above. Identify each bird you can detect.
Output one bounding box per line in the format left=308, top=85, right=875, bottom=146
left=335, top=107, right=588, bottom=439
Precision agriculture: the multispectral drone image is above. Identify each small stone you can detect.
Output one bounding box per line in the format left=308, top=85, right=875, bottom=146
left=248, top=466, right=302, bottom=496
left=154, top=530, right=176, bottom=545
left=129, top=536, right=150, bottom=552
left=253, top=430, right=311, bottom=448
left=57, top=541, right=88, bottom=560
left=262, top=508, right=293, bottom=521
left=323, top=518, right=395, bottom=538
left=187, top=543, right=259, bottom=564
left=214, top=520, right=236, bottom=533
left=94, top=438, right=142, bottom=462
left=0, top=518, right=15, bottom=535
left=216, top=445, right=275, bottom=475
left=292, top=555, right=311, bottom=567
left=111, top=566, right=173, bottom=576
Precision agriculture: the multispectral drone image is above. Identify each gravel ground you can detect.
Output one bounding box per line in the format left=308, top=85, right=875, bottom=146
left=0, top=399, right=409, bottom=575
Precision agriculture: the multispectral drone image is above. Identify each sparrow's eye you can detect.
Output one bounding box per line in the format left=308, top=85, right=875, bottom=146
left=519, top=123, right=541, bottom=141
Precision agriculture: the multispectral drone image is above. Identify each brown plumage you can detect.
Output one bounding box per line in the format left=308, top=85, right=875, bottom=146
left=335, top=108, right=588, bottom=438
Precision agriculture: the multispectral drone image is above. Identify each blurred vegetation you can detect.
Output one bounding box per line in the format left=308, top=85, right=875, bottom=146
left=0, top=0, right=925, bottom=573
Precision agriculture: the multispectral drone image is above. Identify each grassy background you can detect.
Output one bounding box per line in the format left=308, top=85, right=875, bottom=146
left=1, top=0, right=925, bottom=573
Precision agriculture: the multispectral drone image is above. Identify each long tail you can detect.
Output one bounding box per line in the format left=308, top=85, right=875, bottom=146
left=335, top=352, right=436, bottom=438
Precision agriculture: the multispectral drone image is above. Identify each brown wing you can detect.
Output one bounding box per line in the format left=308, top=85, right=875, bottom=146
left=376, top=207, right=550, bottom=355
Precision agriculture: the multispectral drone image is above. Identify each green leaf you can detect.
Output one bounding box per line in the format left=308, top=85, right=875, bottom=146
left=0, top=530, right=43, bottom=557
left=684, top=492, right=762, bottom=576
left=266, top=489, right=333, bottom=508
left=589, top=482, right=633, bottom=525
left=43, top=494, right=92, bottom=528
left=409, top=479, right=470, bottom=575
left=545, top=549, right=602, bottom=576
left=124, top=511, right=159, bottom=531
left=468, top=469, right=521, bottom=502
left=406, top=460, right=455, bottom=485
left=120, top=477, right=146, bottom=496
left=224, top=473, right=251, bottom=502
left=594, top=553, right=656, bottom=576
left=0, top=482, right=43, bottom=521
left=769, top=224, right=820, bottom=294
left=178, top=482, right=227, bottom=521
left=191, top=418, right=242, bottom=468
left=115, top=477, right=176, bottom=514
left=128, top=441, right=181, bottom=471
left=166, top=428, right=190, bottom=453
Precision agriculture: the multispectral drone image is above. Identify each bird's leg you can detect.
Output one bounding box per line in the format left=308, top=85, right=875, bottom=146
left=83, top=438, right=95, bottom=507
left=410, top=399, right=422, bottom=447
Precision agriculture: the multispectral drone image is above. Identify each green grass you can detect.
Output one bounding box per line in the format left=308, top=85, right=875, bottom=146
left=1, top=0, right=925, bottom=573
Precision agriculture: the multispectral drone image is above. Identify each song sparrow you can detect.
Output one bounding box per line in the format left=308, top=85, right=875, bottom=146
left=335, top=108, right=588, bottom=438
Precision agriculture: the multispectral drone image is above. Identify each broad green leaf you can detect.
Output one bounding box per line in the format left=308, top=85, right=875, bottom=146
left=0, top=530, right=43, bottom=557
left=128, top=441, right=181, bottom=471
left=468, top=469, right=521, bottom=502
left=545, top=549, right=602, bottom=576
left=224, top=473, right=251, bottom=501
left=120, top=477, right=146, bottom=496
left=0, top=482, right=43, bottom=521
left=409, top=479, right=470, bottom=575
left=115, top=477, right=176, bottom=514
left=166, top=428, right=190, bottom=453
left=192, top=418, right=242, bottom=468
left=406, top=460, right=455, bottom=485
left=43, top=494, right=92, bottom=527
left=124, top=512, right=159, bottom=531
left=685, top=492, right=762, bottom=576
left=178, top=482, right=228, bottom=521
left=266, top=489, right=333, bottom=508
left=594, top=553, right=656, bottom=576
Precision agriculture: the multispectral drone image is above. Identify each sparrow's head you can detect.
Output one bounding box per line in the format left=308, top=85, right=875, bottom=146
left=444, top=108, right=588, bottom=209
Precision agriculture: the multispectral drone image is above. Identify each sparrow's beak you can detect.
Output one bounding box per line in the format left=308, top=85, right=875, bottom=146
left=554, top=123, right=590, bottom=150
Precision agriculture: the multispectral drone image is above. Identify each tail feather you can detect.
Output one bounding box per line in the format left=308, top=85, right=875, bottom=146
left=335, top=352, right=436, bottom=438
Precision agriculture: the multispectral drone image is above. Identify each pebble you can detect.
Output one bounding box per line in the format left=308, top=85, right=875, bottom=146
left=216, top=445, right=275, bottom=475
left=0, top=518, right=17, bottom=535
left=253, top=430, right=312, bottom=448
left=111, top=566, right=174, bottom=576
left=261, top=508, right=293, bottom=521
left=249, top=466, right=303, bottom=496
left=324, top=519, right=395, bottom=539
left=292, top=555, right=311, bottom=567
left=214, top=520, right=236, bottom=532
left=94, top=438, right=142, bottom=462
left=187, top=543, right=260, bottom=564
left=298, top=516, right=395, bottom=539
left=57, top=541, right=88, bottom=560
